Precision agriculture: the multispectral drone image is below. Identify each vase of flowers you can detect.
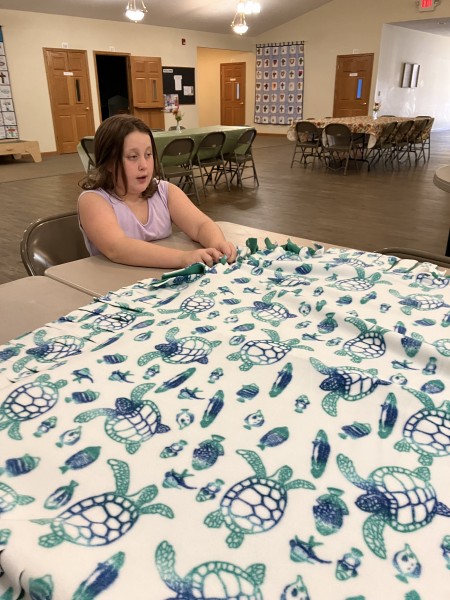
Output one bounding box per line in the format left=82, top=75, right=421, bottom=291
left=372, top=101, right=381, bottom=119
left=172, top=107, right=183, bottom=132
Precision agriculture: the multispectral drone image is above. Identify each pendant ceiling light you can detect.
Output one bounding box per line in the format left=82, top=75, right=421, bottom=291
left=231, top=2, right=261, bottom=35
left=125, top=0, right=147, bottom=22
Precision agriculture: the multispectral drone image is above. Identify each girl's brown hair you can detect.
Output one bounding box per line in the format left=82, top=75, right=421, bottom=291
left=81, top=114, right=161, bottom=197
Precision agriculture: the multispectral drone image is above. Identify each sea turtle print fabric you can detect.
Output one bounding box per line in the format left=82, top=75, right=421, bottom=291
left=0, top=239, right=449, bottom=599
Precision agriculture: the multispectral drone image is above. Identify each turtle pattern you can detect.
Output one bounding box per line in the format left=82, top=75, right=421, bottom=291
left=331, top=268, right=389, bottom=292
left=0, top=374, right=67, bottom=440
left=337, top=453, right=450, bottom=558
left=158, top=290, right=217, bottom=321
left=33, top=459, right=174, bottom=547
left=227, top=328, right=311, bottom=371
left=230, top=291, right=297, bottom=326
left=0, top=481, right=34, bottom=514
left=74, top=383, right=170, bottom=453
left=335, top=316, right=388, bottom=363
left=389, top=290, right=450, bottom=315
left=155, top=540, right=265, bottom=599
left=204, top=449, right=315, bottom=548
left=394, top=402, right=450, bottom=465
left=13, top=330, right=84, bottom=373
left=79, top=304, right=153, bottom=334
left=138, top=327, right=221, bottom=365
left=311, top=358, right=390, bottom=416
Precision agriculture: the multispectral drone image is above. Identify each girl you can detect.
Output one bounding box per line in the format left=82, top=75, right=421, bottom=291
left=78, top=115, right=237, bottom=269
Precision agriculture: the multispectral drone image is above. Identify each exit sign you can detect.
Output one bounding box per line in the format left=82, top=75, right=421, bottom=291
left=418, top=0, right=436, bottom=11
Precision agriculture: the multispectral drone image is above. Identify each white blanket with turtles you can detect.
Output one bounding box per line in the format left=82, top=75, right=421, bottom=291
left=0, top=239, right=449, bottom=600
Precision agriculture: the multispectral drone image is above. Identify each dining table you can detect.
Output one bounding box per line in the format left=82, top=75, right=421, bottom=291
left=0, top=231, right=449, bottom=599
left=287, top=116, right=412, bottom=149
left=77, top=126, right=251, bottom=174
left=433, top=165, right=450, bottom=257
left=44, top=222, right=336, bottom=297
left=0, top=277, right=93, bottom=345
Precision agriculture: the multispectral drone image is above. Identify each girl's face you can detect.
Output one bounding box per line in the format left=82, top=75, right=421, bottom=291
left=118, top=130, right=154, bottom=196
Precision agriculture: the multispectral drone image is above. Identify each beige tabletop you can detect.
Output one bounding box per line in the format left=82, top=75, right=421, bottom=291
left=433, top=164, right=450, bottom=192
left=0, top=276, right=93, bottom=344
left=45, top=222, right=334, bottom=297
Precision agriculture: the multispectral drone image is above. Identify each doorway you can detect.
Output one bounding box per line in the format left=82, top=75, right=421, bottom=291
left=333, top=53, right=374, bottom=117
left=220, top=62, right=246, bottom=126
left=95, top=53, right=130, bottom=121
left=43, top=48, right=95, bottom=154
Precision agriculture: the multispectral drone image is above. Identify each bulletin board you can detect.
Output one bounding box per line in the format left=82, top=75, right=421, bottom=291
left=162, top=66, right=196, bottom=105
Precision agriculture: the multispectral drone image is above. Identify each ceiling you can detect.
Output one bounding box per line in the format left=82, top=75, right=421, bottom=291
left=0, top=0, right=333, bottom=37
left=1, top=1, right=449, bottom=38
left=392, top=15, right=450, bottom=38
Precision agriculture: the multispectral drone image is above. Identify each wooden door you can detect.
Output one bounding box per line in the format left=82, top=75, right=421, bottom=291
left=130, top=56, right=164, bottom=108
left=220, top=62, right=246, bottom=126
left=333, top=53, right=374, bottom=117
left=44, top=49, right=95, bottom=154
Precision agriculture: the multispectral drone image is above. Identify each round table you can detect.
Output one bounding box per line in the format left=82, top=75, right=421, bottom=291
left=433, top=165, right=450, bottom=256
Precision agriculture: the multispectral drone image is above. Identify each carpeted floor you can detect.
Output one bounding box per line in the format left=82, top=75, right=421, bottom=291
left=0, top=153, right=84, bottom=183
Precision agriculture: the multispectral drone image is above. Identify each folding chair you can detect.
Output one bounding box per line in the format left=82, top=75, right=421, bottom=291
left=79, top=137, right=96, bottom=173
left=322, top=123, right=357, bottom=175
left=377, top=247, right=450, bottom=270
left=192, top=131, right=230, bottom=195
left=159, top=137, right=200, bottom=204
left=222, top=128, right=259, bottom=186
left=20, top=211, right=89, bottom=276
left=290, top=121, right=322, bottom=168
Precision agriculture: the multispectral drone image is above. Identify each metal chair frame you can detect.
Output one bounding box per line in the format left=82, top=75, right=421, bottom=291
left=222, top=128, right=259, bottom=187
left=322, top=123, right=358, bottom=175
left=290, top=121, right=322, bottom=168
left=20, top=211, right=90, bottom=276
left=192, top=131, right=230, bottom=195
left=365, top=121, right=398, bottom=168
left=159, top=136, right=200, bottom=204
left=377, top=247, right=450, bottom=270
left=80, top=137, right=96, bottom=173
left=391, top=119, right=415, bottom=167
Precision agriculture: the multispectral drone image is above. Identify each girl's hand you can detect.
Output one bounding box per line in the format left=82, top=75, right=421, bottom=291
left=180, top=248, right=223, bottom=268
left=214, top=240, right=237, bottom=264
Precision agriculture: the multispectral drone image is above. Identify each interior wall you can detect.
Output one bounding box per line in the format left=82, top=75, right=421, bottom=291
left=256, top=0, right=450, bottom=134
left=0, top=9, right=253, bottom=152
left=1, top=0, right=449, bottom=152
left=197, top=48, right=256, bottom=127
left=376, top=25, right=450, bottom=130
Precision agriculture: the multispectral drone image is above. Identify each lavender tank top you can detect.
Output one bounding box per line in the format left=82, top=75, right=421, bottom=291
left=78, top=180, right=172, bottom=256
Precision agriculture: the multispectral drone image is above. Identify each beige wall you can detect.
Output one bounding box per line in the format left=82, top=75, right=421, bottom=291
left=197, top=48, right=255, bottom=127
left=0, top=9, right=253, bottom=151
left=0, top=0, right=448, bottom=151
left=254, top=0, right=450, bottom=134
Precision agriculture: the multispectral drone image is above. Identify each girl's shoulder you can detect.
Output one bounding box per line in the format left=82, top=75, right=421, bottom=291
left=79, top=188, right=116, bottom=204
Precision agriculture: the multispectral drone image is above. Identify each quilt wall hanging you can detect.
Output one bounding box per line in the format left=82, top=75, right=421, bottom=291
left=0, top=27, right=18, bottom=139
left=254, top=41, right=304, bottom=126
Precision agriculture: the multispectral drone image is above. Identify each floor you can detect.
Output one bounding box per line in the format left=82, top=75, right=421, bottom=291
left=1, top=131, right=449, bottom=285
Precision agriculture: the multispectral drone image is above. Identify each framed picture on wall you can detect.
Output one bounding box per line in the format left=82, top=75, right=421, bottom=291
left=401, top=63, right=412, bottom=88
left=410, top=63, right=420, bottom=88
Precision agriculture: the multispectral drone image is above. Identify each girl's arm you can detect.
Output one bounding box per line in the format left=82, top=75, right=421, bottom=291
left=78, top=189, right=235, bottom=268
left=167, top=183, right=237, bottom=263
